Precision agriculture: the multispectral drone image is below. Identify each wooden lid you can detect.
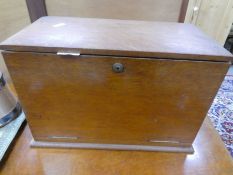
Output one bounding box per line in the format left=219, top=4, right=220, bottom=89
left=0, top=16, right=232, bottom=62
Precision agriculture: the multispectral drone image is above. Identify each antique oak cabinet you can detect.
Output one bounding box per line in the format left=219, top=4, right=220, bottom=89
left=0, top=17, right=232, bottom=153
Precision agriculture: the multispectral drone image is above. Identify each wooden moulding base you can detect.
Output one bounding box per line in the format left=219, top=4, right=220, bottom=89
left=30, top=139, right=194, bottom=153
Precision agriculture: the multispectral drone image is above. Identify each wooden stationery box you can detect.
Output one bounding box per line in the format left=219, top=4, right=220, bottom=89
left=0, top=17, right=232, bottom=153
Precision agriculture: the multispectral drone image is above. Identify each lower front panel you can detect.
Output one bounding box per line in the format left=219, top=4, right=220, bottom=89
left=3, top=52, right=229, bottom=150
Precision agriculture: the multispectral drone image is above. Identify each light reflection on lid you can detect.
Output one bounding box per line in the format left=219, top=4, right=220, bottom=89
left=53, top=23, right=66, bottom=28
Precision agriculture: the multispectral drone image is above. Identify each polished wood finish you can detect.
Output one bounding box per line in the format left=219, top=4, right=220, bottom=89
left=0, top=118, right=232, bottom=175
left=0, top=17, right=232, bottom=62
left=46, top=0, right=188, bottom=22
left=26, top=0, right=47, bottom=22
left=2, top=52, right=230, bottom=150
left=1, top=17, right=232, bottom=151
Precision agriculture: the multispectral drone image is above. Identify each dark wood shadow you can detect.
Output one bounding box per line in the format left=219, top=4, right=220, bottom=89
left=26, top=0, right=47, bottom=22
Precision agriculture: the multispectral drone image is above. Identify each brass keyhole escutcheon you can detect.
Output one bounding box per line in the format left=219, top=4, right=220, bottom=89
left=112, top=63, right=124, bottom=73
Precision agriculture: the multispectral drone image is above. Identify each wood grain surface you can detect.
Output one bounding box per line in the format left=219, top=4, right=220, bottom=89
left=3, top=52, right=229, bottom=149
left=0, top=118, right=232, bottom=175
left=0, top=17, right=232, bottom=62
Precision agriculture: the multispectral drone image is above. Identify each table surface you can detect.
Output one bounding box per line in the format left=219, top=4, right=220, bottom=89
left=0, top=117, right=232, bottom=175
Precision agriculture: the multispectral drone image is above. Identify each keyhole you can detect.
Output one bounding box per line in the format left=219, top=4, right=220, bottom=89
left=112, top=63, right=124, bottom=73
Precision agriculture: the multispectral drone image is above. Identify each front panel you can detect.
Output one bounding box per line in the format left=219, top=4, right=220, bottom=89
left=3, top=52, right=229, bottom=147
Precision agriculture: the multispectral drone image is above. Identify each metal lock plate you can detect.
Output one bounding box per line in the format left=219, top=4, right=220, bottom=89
left=112, top=63, right=124, bottom=73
